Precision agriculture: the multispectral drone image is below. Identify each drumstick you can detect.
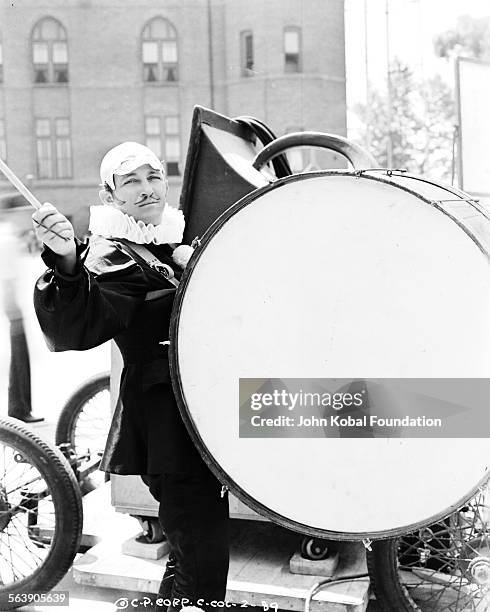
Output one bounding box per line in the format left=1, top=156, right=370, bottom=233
left=0, top=157, right=42, bottom=210
left=0, top=157, right=70, bottom=241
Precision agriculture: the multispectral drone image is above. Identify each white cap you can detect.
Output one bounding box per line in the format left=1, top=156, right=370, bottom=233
left=100, top=142, right=165, bottom=190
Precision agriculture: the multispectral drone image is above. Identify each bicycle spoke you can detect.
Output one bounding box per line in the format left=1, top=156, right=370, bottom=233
left=0, top=441, right=55, bottom=587
left=9, top=517, right=46, bottom=563
left=0, top=530, right=37, bottom=583
left=72, top=390, right=110, bottom=457
left=0, top=417, right=82, bottom=602
left=396, top=483, right=490, bottom=611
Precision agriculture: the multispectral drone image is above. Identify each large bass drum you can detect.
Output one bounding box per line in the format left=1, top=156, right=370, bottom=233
left=170, top=170, right=490, bottom=540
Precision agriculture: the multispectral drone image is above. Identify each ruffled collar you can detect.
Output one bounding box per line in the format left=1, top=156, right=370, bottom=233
left=88, top=204, right=185, bottom=245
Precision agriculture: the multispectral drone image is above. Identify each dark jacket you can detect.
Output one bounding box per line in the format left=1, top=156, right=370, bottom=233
left=34, top=236, right=202, bottom=475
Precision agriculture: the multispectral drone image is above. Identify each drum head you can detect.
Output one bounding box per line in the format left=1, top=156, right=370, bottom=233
left=171, top=172, right=490, bottom=539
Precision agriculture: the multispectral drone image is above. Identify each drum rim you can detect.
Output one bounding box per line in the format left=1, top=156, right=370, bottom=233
left=169, top=169, right=490, bottom=540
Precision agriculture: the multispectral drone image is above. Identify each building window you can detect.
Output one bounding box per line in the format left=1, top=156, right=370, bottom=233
left=0, top=42, right=3, bottom=83
left=0, top=119, right=6, bottom=164
left=241, top=31, right=254, bottom=76
left=55, top=119, right=72, bottom=178
left=145, top=117, right=162, bottom=158
left=145, top=116, right=181, bottom=176
left=32, top=17, right=68, bottom=84
left=164, top=116, right=181, bottom=176
left=36, top=119, right=52, bottom=178
left=142, top=17, right=178, bottom=83
left=284, top=26, right=301, bottom=73
left=35, top=118, right=72, bottom=179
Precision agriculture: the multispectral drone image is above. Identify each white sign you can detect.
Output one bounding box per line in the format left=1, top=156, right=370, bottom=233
left=456, top=57, right=490, bottom=195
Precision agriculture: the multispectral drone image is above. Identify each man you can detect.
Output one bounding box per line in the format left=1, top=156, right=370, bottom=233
left=32, top=142, right=229, bottom=610
left=0, top=199, right=43, bottom=423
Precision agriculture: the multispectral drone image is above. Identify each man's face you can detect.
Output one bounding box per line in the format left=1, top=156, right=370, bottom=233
left=111, top=164, right=167, bottom=225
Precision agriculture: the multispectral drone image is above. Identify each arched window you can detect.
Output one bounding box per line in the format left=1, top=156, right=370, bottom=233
left=32, top=17, right=68, bottom=84
left=142, top=17, right=178, bottom=83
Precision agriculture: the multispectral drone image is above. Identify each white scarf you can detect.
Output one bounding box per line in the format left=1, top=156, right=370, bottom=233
left=88, top=203, right=185, bottom=245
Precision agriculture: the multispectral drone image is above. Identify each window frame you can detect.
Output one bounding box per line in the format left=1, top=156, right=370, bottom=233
left=31, top=17, right=69, bottom=85
left=141, top=17, right=179, bottom=85
left=283, top=26, right=302, bottom=74
left=35, top=117, right=72, bottom=179
left=144, top=116, right=163, bottom=159
left=240, top=30, right=254, bottom=77
left=164, top=115, right=181, bottom=176
left=144, top=115, right=181, bottom=176
left=54, top=118, right=72, bottom=179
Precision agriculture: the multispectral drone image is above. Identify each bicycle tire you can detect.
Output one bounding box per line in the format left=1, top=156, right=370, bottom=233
left=55, top=372, right=111, bottom=493
left=367, top=538, right=418, bottom=612
left=55, top=372, right=110, bottom=449
left=367, top=487, right=490, bottom=612
left=0, top=416, right=83, bottom=609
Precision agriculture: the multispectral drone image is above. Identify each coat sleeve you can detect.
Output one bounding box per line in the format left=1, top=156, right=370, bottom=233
left=33, top=238, right=149, bottom=352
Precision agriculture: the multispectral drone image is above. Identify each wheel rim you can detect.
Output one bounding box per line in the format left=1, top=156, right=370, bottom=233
left=301, top=537, right=329, bottom=561
left=396, top=485, right=490, bottom=611
left=72, top=386, right=111, bottom=490
left=0, top=442, right=57, bottom=587
left=72, top=387, right=111, bottom=456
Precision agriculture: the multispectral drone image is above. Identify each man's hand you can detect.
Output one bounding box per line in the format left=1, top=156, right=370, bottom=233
left=32, top=203, right=77, bottom=274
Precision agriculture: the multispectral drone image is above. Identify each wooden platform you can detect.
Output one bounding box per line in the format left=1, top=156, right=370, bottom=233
left=77, top=482, right=142, bottom=549
left=74, top=484, right=370, bottom=612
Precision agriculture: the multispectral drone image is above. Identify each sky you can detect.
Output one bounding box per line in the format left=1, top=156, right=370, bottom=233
left=344, top=0, right=490, bottom=193
left=345, top=0, right=490, bottom=108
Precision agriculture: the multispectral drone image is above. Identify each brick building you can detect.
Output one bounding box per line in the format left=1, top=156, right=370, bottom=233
left=0, top=0, right=346, bottom=232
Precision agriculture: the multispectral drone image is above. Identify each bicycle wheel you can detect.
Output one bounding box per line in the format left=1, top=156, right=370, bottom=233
left=0, top=416, right=83, bottom=610
left=367, top=484, right=490, bottom=611
left=55, top=372, right=111, bottom=494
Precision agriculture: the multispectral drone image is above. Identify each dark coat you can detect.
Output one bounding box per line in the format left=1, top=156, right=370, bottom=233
left=34, top=236, right=203, bottom=475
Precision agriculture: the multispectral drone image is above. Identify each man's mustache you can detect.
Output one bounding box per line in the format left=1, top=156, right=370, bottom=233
left=135, top=195, right=160, bottom=206
left=112, top=194, right=160, bottom=206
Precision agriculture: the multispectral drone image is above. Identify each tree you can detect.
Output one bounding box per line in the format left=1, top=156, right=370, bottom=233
left=433, top=15, right=490, bottom=60
left=354, top=60, right=456, bottom=182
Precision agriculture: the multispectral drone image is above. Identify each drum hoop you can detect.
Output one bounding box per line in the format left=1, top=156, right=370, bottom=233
left=169, top=170, right=490, bottom=540
left=360, top=171, right=490, bottom=257
left=378, top=171, right=490, bottom=221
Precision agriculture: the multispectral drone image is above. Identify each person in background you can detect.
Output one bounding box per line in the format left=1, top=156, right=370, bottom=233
left=0, top=197, right=43, bottom=423
left=31, top=142, right=229, bottom=611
